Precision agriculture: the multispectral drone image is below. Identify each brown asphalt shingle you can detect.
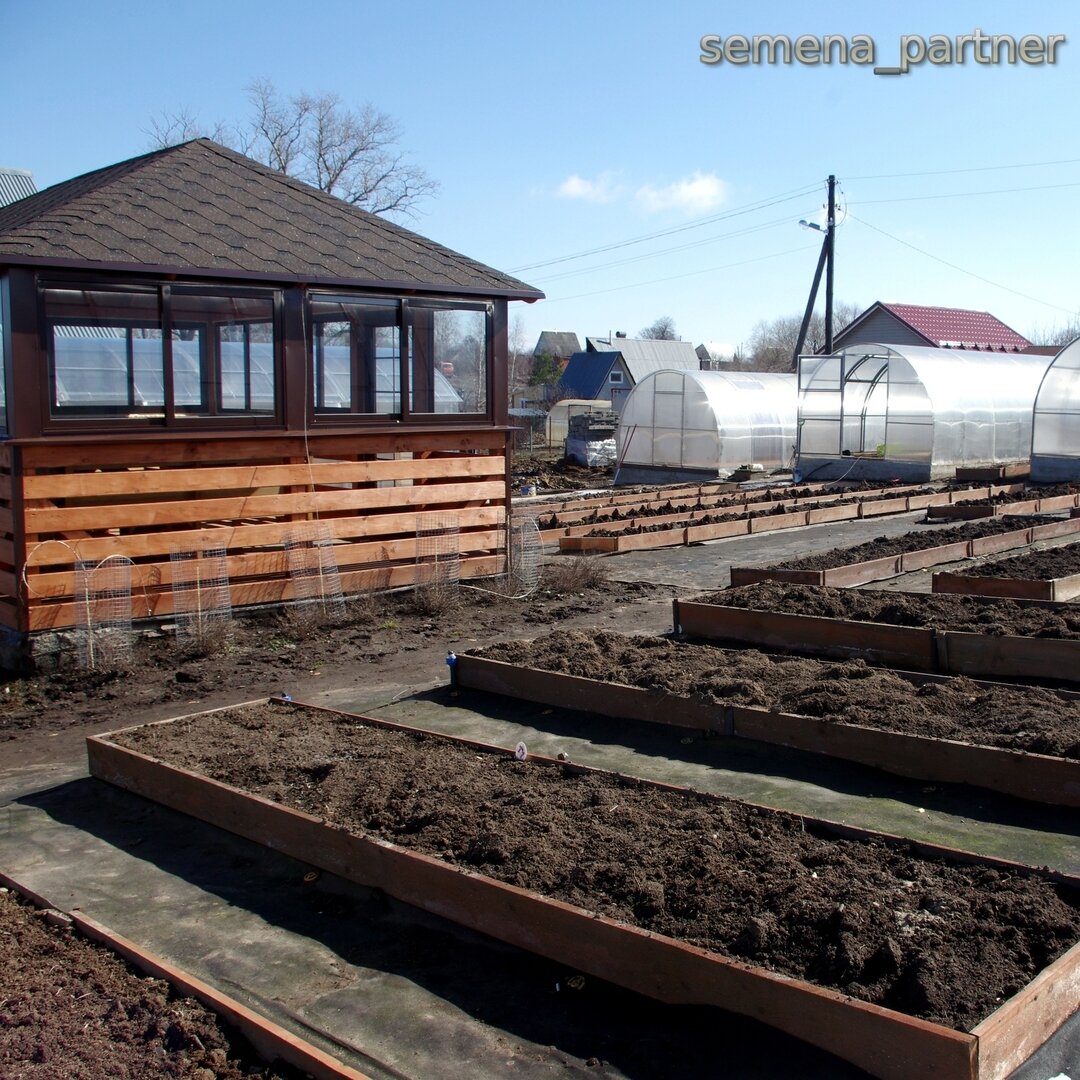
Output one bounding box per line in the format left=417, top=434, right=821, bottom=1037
left=0, top=140, right=543, bottom=299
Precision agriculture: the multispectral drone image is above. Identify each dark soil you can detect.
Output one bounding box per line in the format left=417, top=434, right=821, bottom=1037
left=0, top=576, right=654, bottom=747
left=774, top=516, right=1057, bottom=572
left=114, top=702, right=1080, bottom=1035
left=956, top=482, right=1080, bottom=506
left=704, top=582, right=1080, bottom=639
left=472, top=629, right=1080, bottom=758
left=958, top=541, right=1080, bottom=580
left=0, top=887, right=301, bottom=1079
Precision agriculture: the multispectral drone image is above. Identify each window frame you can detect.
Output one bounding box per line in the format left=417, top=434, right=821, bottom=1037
left=403, top=297, right=493, bottom=423
left=40, top=278, right=284, bottom=432
left=307, top=294, right=495, bottom=426
left=309, top=294, right=404, bottom=420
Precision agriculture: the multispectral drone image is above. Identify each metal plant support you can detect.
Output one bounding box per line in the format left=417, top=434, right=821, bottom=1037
left=415, top=513, right=461, bottom=599
left=74, top=556, right=135, bottom=671
left=509, top=510, right=542, bottom=591
left=284, top=523, right=346, bottom=620
left=170, top=546, right=233, bottom=652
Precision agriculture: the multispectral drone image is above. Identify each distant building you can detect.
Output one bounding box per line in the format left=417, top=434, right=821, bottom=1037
left=532, top=330, right=581, bottom=364
left=561, top=335, right=701, bottom=411
left=0, top=167, right=36, bottom=207
left=831, top=301, right=1032, bottom=353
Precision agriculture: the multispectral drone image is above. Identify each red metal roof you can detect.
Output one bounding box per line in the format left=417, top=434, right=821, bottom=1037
left=880, top=302, right=1031, bottom=351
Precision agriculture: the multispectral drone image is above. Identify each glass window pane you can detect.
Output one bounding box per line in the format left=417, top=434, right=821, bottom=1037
left=409, top=305, right=487, bottom=415
left=45, top=288, right=163, bottom=414
left=311, top=297, right=400, bottom=416
left=171, top=292, right=276, bottom=416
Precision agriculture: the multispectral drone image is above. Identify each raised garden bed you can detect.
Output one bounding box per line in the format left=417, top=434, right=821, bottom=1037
left=456, top=630, right=1080, bottom=806
left=934, top=541, right=1080, bottom=601
left=677, top=583, right=1080, bottom=684
left=925, top=482, right=1080, bottom=521
left=89, top=700, right=1080, bottom=1080
left=559, top=487, right=961, bottom=555
left=729, top=515, right=1080, bottom=588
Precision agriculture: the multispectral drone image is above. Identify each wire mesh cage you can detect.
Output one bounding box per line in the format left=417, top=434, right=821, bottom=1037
left=508, top=510, right=542, bottom=592
left=170, top=546, right=233, bottom=653
left=74, top=556, right=135, bottom=671
left=284, top=522, right=346, bottom=621
left=415, top=513, right=461, bottom=606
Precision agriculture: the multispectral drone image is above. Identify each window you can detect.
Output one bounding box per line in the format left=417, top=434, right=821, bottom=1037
left=309, top=296, right=491, bottom=421
left=170, top=291, right=275, bottom=415
left=408, top=302, right=488, bottom=416
left=46, top=288, right=164, bottom=414
left=44, top=285, right=278, bottom=422
left=609, top=369, right=624, bottom=384
left=311, top=297, right=400, bottom=415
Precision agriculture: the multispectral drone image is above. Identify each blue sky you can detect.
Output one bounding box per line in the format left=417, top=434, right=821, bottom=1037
left=3, top=0, right=1079, bottom=354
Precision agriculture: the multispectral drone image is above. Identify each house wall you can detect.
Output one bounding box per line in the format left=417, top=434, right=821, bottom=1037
left=832, top=310, right=929, bottom=350
left=0, top=268, right=514, bottom=639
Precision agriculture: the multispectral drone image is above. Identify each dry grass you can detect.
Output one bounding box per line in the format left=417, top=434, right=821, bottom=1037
left=542, top=555, right=610, bottom=595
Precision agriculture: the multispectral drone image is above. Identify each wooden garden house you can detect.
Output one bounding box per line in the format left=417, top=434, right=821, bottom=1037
left=0, top=139, right=542, bottom=648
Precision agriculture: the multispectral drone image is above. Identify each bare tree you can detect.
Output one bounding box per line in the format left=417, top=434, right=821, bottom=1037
left=736, top=302, right=860, bottom=371
left=1027, top=313, right=1080, bottom=347
left=507, top=316, right=531, bottom=404
left=146, top=79, right=438, bottom=218
left=639, top=315, right=679, bottom=340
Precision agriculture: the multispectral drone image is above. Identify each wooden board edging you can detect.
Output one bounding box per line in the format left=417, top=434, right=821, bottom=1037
left=675, top=600, right=938, bottom=671
left=675, top=599, right=1080, bottom=685
left=729, top=707, right=1080, bottom=808
left=86, top=728, right=984, bottom=1080
left=453, top=655, right=730, bottom=734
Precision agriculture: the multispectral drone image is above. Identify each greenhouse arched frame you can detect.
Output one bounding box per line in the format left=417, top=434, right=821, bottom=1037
left=795, top=344, right=1052, bottom=483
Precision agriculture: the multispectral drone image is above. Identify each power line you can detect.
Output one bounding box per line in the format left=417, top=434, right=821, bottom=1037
left=540, top=243, right=820, bottom=305
left=846, top=157, right=1080, bottom=182
left=532, top=212, right=810, bottom=285
left=852, top=178, right=1080, bottom=206
left=509, top=183, right=820, bottom=273
left=846, top=211, right=1079, bottom=316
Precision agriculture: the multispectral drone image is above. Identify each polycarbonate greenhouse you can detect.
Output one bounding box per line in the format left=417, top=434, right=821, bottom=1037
left=795, top=344, right=1054, bottom=483
left=613, top=368, right=797, bottom=485
left=1031, top=337, right=1080, bottom=482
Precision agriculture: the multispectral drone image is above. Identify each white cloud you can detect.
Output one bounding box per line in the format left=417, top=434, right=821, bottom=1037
left=556, top=173, right=621, bottom=203
left=636, top=171, right=729, bottom=214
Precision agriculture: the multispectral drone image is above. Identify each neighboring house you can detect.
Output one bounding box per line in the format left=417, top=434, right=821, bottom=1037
left=0, top=167, right=36, bottom=207
left=0, top=139, right=542, bottom=646
left=831, top=301, right=1033, bottom=353
left=562, top=335, right=701, bottom=411
left=531, top=330, right=581, bottom=365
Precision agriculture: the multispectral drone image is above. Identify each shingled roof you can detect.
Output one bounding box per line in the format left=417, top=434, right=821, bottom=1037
left=0, top=139, right=543, bottom=300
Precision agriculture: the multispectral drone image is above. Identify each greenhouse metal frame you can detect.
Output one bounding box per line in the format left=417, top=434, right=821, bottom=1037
left=614, top=368, right=797, bottom=485
left=795, top=344, right=1052, bottom=483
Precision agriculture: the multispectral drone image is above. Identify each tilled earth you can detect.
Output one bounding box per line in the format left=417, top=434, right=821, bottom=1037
left=0, top=887, right=301, bottom=1080
left=114, top=701, right=1080, bottom=1035
left=772, top=516, right=1059, bottom=572
left=704, top=582, right=1080, bottom=638
left=955, top=540, right=1080, bottom=580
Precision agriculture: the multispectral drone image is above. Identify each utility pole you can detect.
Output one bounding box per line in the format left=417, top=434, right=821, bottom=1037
left=824, top=173, right=836, bottom=354
left=792, top=174, right=837, bottom=368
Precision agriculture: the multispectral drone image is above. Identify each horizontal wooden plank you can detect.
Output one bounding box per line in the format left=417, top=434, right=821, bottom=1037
left=17, top=430, right=508, bottom=471
left=24, top=480, right=507, bottom=534
left=22, top=456, right=507, bottom=501
left=26, top=553, right=505, bottom=630
left=22, top=529, right=506, bottom=599
left=22, top=507, right=506, bottom=566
